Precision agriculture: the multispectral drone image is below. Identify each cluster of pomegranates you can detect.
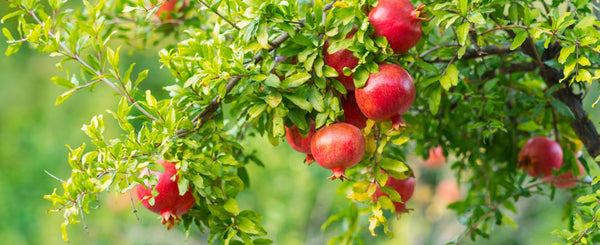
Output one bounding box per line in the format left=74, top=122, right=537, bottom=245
left=285, top=0, right=423, bottom=215
left=518, top=136, right=586, bottom=189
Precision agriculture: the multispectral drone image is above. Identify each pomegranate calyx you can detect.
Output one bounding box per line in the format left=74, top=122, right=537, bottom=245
left=160, top=211, right=181, bottom=230
left=390, top=114, right=407, bottom=130
left=329, top=168, right=350, bottom=181
left=517, top=155, right=537, bottom=174
left=304, top=154, right=315, bottom=165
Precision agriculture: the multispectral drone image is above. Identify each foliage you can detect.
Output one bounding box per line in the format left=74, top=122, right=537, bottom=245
left=2, top=0, right=600, bottom=244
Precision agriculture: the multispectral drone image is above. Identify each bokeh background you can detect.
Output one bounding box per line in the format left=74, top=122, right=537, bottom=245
left=1, top=2, right=599, bottom=245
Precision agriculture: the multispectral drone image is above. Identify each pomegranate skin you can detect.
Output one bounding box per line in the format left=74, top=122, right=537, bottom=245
left=368, top=0, right=422, bottom=53
left=422, top=145, right=446, bottom=169
left=310, top=123, right=366, bottom=181
left=542, top=160, right=585, bottom=189
left=355, top=64, right=415, bottom=128
left=341, top=93, right=368, bottom=129
left=373, top=175, right=415, bottom=216
left=136, top=160, right=196, bottom=229
left=155, top=0, right=188, bottom=20
left=324, top=33, right=359, bottom=91
left=517, top=137, right=563, bottom=178
left=285, top=121, right=317, bottom=164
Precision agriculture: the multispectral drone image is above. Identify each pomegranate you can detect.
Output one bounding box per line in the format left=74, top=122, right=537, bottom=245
left=542, top=159, right=585, bottom=189
left=136, top=160, right=196, bottom=229
left=368, top=0, right=423, bottom=53
left=518, top=136, right=563, bottom=178
left=324, top=31, right=359, bottom=91
left=341, top=92, right=368, bottom=129
left=285, top=121, right=317, bottom=164
left=310, top=123, right=365, bottom=180
left=154, top=0, right=188, bottom=20
left=422, top=145, right=446, bottom=169
left=435, top=179, right=460, bottom=203
left=355, top=63, right=415, bottom=129
left=373, top=174, right=415, bottom=216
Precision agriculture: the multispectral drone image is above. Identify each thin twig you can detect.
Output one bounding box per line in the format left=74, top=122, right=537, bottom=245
left=198, top=0, right=240, bottom=30
left=44, top=170, right=66, bottom=182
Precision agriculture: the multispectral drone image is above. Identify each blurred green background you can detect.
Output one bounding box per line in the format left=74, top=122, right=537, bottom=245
left=2, top=2, right=599, bottom=244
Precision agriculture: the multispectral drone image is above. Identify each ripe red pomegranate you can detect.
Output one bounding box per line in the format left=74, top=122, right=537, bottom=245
left=355, top=63, right=415, bottom=129
left=368, top=0, right=424, bottom=53
left=285, top=121, right=316, bottom=164
left=324, top=32, right=359, bottom=91
left=310, top=123, right=365, bottom=180
left=373, top=174, right=415, bottom=216
left=435, top=179, right=460, bottom=203
left=542, top=159, right=585, bottom=189
left=422, top=145, right=446, bottom=169
left=154, top=0, right=188, bottom=20
left=341, top=92, right=368, bottom=129
left=136, top=160, right=196, bottom=229
left=518, top=136, right=563, bottom=178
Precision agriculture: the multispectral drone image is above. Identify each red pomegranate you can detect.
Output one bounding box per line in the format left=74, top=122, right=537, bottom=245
left=136, top=160, right=196, bottom=229
left=368, top=0, right=423, bottom=53
left=285, top=121, right=316, bottom=164
left=324, top=31, right=359, bottom=91
left=154, top=0, right=188, bottom=20
left=355, top=63, right=415, bottom=129
left=422, top=145, right=446, bottom=169
left=518, top=136, right=563, bottom=178
left=310, top=123, right=365, bottom=180
left=373, top=174, right=415, bottom=216
left=341, top=92, right=368, bottom=129
left=542, top=159, right=585, bottom=189
left=435, top=179, right=460, bottom=203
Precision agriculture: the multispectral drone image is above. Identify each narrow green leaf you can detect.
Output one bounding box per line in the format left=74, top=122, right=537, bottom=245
left=510, top=31, right=528, bottom=50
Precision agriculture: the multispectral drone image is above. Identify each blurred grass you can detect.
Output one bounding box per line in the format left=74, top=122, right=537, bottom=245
left=2, top=2, right=599, bottom=244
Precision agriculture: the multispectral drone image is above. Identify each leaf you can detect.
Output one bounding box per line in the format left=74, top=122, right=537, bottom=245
left=440, top=64, right=459, bottom=90
left=510, top=31, right=528, bottom=50
left=558, top=45, right=575, bottom=64
left=282, top=73, right=311, bottom=88
left=283, top=93, right=312, bottom=111
left=457, top=22, right=469, bottom=46
left=51, top=76, right=76, bottom=89
left=550, top=98, right=574, bottom=119
left=223, top=199, right=240, bottom=215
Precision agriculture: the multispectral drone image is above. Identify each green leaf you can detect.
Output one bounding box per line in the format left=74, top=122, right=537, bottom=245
left=558, top=45, right=575, bottom=64
left=457, top=22, right=469, bottom=46
left=550, top=98, right=574, bottom=119
left=282, top=73, right=311, bottom=88
left=283, top=93, right=312, bottom=111
left=440, top=64, right=459, bottom=90
left=51, top=76, right=76, bottom=89
left=224, top=199, right=240, bottom=215
left=510, top=31, right=528, bottom=50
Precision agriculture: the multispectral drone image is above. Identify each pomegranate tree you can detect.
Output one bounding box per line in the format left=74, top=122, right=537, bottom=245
left=518, top=136, right=563, bottom=178
left=310, top=122, right=366, bottom=180
left=341, top=92, right=368, bottom=129
left=285, top=121, right=317, bottom=164
left=136, top=160, right=196, bottom=229
left=373, top=174, right=415, bottom=216
left=355, top=63, right=416, bottom=129
left=324, top=31, right=359, bottom=91
left=368, top=0, right=424, bottom=53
